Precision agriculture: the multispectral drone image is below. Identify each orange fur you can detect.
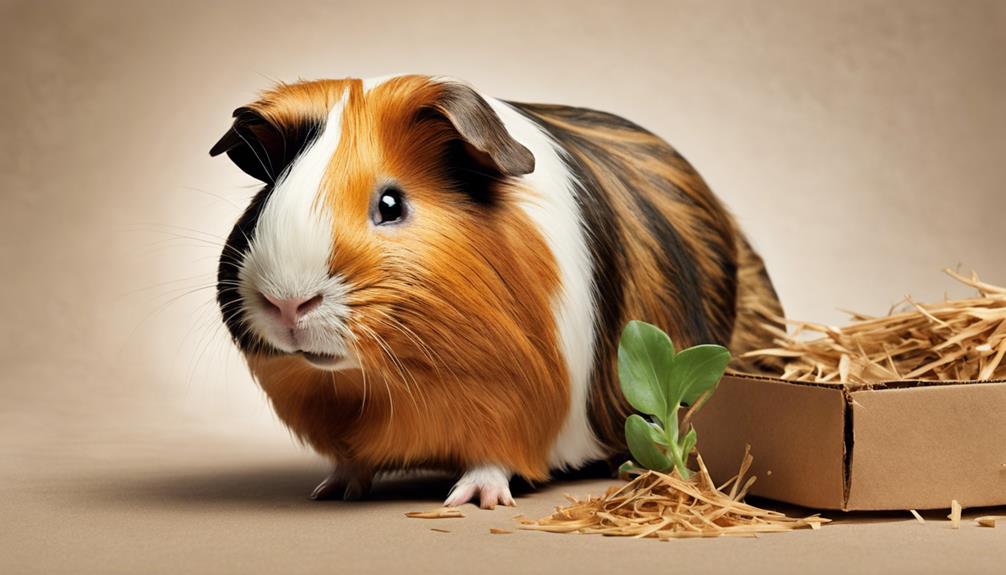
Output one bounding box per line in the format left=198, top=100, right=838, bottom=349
left=223, top=76, right=785, bottom=476
left=242, top=77, right=567, bottom=480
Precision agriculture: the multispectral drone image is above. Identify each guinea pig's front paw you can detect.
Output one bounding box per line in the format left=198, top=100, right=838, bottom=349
left=444, top=465, right=515, bottom=510
left=310, top=462, right=373, bottom=501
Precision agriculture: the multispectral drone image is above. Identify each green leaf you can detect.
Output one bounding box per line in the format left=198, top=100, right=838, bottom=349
left=680, top=427, right=698, bottom=457
left=617, top=320, right=675, bottom=417
left=667, top=344, right=731, bottom=409
left=648, top=420, right=670, bottom=446
left=625, top=414, right=671, bottom=471
left=617, top=461, right=637, bottom=476
left=676, top=428, right=699, bottom=479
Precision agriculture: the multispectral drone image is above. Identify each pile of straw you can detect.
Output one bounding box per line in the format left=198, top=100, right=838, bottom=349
left=518, top=449, right=827, bottom=539
left=743, top=270, right=1006, bottom=384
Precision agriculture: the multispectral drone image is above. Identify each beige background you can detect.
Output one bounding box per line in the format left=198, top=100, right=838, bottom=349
left=2, top=0, right=1004, bottom=573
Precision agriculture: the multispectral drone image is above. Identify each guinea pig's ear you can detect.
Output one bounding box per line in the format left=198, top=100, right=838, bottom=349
left=209, top=107, right=288, bottom=183
left=426, top=82, right=535, bottom=177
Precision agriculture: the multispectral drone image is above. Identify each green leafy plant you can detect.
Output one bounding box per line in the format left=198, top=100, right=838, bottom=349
left=617, top=320, right=731, bottom=479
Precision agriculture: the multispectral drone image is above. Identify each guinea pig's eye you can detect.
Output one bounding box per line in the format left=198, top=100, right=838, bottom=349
left=374, top=187, right=407, bottom=225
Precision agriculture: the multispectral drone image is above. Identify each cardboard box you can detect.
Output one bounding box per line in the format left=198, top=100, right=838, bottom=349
left=693, top=373, right=1006, bottom=511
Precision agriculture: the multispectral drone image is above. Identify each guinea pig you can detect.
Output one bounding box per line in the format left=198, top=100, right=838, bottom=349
left=209, top=75, right=783, bottom=508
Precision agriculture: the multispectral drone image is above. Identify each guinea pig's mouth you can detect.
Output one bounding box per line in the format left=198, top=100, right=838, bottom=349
left=299, top=351, right=348, bottom=370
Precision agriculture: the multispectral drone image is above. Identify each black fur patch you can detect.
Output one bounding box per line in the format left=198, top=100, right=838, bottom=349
left=216, top=185, right=274, bottom=353
left=508, top=101, right=738, bottom=454
left=213, top=117, right=324, bottom=352
left=210, top=108, right=322, bottom=184
left=630, top=189, right=715, bottom=343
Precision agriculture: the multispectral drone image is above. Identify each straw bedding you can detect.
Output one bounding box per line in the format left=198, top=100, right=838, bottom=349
left=518, top=448, right=827, bottom=539
left=742, top=270, right=1006, bottom=385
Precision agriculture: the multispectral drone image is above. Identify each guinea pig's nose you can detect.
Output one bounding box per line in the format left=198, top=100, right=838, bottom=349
left=261, top=293, right=324, bottom=328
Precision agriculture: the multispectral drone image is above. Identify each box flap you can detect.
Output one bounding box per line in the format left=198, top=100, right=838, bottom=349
left=694, top=375, right=848, bottom=509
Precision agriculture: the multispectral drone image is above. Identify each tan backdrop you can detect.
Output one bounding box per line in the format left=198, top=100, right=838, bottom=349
left=2, top=0, right=1004, bottom=452
left=1, top=2, right=1005, bottom=572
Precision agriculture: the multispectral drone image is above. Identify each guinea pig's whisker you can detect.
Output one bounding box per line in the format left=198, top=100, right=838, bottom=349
left=372, top=321, right=427, bottom=396
left=179, top=185, right=244, bottom=210
left=232, top=129, right=276, bottom=183
left=328, top=370, right=338, bottom=399
left=135, top=285, right=220, bottom=327
left=339, top=325, right=370, bottom=417
left=356, top=322, right=430, bottom=420
left=216, top=298, right=246, bottom=316
left=382, top=317, right=437, bottom=366
left=147, top=235, right=225, bottom=251
left=373, top=321, right=433, bottom=409
left=360, top=323, right=419, bottom=414
left=138, top=222, right=230, bottom=241
left=186, top=306, right=232, bottom=390
left=236, top=227, right=255, bottom=253
left=168, top=295, right=229, bottom=392
left=120, top=279, right=215, bottom=301
left=369, top=309, right=456, bottom=389
left=136, top=225, right=236, bottom=254
left=228, top=311, right=265, bottom=353
left=385, top=333, right=438, bottom=411
left=355, top=340, right=371, bottom=416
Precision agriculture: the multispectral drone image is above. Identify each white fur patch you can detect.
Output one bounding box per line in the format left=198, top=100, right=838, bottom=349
left=486, top=95, right=606, bottom=470
left=238, top=92, right=356, bottom=363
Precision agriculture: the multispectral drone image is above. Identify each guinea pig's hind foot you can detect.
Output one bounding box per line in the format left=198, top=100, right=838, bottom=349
left=309, top=462, right=373, bottom=501
left=444, top=465, right=515, bottom=510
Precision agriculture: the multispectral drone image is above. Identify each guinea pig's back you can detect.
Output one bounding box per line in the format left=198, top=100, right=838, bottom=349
left=509, top=101, right=782, bottom=455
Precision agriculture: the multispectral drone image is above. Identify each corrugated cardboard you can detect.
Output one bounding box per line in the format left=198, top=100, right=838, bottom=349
left=693, top=374, right=1006, bottom=510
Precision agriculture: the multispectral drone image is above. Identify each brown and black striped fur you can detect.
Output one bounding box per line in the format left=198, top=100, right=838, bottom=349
left=511, top=103, right=784, bottom=456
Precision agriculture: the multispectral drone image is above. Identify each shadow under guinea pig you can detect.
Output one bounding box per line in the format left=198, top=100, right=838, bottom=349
left=81, top=459, right=617, bottom=511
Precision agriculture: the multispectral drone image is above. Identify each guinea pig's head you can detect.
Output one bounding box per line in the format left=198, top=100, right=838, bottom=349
left=210, top=76, right=542, bottom=375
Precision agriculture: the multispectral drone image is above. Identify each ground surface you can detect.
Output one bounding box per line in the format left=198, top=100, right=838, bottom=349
left=4, top=423, right=1005, bottom=575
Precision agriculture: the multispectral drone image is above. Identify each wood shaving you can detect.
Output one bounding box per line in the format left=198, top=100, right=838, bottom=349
left=743, top=270, right=1006, bottom=385
left=949, top=500, right=962, bottom=529
left=976, top=516, right=1000, bottom=528
left=909, top=509, right=925, bottom=524
left=518, top=447, right=828, bottom=540
left=489, top=528, right=513, bottom=535
left=430, top=528, right=451, bottom=533
left=405, top=508, right=465, bottom=519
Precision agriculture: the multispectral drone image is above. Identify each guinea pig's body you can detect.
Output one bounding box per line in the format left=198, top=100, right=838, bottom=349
left=211, top=75, right=783, bottom=508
